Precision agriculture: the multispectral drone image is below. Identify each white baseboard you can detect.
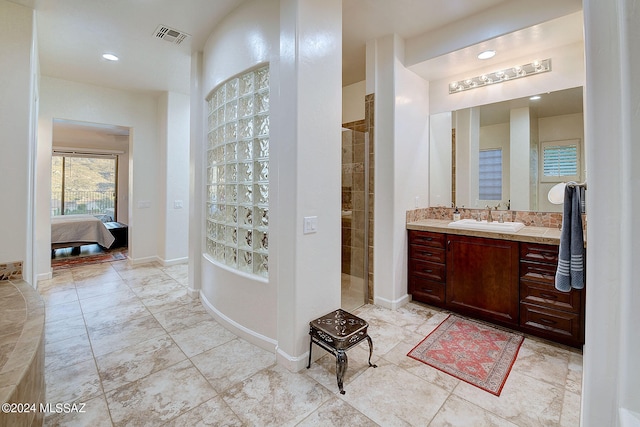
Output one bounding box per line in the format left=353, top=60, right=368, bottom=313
left=200, top=291, right=277, bottom=355
left=276, top=347, right=311, bottom=372
left=161, top=257, right=188, bottom=267
left=129, top=255, right=161, bottom=265
left=37, top=271, right=53, bottom=281
left=186, top=287, right=199, bottom=298
left=374, top=293, right=411, bottom=310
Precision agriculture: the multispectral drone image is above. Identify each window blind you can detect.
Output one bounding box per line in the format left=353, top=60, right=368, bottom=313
left=543, top=144, right=578, bottom=177
left=479, top=148, right=502, bottom=200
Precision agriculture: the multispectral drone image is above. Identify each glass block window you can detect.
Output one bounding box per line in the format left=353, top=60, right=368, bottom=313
left=205, top=65, right=269, bottom=278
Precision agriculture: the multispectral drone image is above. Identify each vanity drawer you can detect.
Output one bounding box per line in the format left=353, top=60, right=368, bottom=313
left=520, top=243, right=559, bottom=265
left=409, top=259, right=446, bottom=282
left=520, top=280, right=581, bottom=313
left=409, top=277, right=445, bottom=306
left=520, top=261, right=556, bottom=285
left=409, top=231, right=446, bottom=250
left=410, top=245, right=445, bottom=263
left=520, top=303, right=582, bottom=345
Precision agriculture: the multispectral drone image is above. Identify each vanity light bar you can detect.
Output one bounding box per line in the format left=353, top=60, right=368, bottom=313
left=449, top=58, right=552, bottom=94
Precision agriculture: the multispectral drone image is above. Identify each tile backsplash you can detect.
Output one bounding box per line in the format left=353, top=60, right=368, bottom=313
left=0, top=261, right=23, bottom=281
left=407, top=207, right=585, bottom=230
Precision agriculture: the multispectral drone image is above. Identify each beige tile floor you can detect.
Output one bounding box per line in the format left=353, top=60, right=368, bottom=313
left=39, top=261, right=583, bottom=426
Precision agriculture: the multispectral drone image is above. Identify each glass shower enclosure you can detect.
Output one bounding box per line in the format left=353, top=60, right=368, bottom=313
left=341, top=128, right=369, bottom=311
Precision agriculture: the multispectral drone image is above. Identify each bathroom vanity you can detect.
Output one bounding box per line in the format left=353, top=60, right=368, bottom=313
left=407, top=220, right=585, bottom=348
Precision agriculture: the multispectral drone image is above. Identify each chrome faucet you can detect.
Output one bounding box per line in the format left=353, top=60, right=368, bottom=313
left=485, top=205, right=493, bottom=223
left=485, top=203, right=500, bottom=223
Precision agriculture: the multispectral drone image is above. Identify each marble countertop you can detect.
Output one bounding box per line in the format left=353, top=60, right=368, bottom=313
left=406, top=219, right=562, bottom=245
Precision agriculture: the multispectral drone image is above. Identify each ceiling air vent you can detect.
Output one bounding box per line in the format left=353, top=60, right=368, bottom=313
left=154, top=25, right=191, bottom=45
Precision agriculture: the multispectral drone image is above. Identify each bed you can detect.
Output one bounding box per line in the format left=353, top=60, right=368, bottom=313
left=51, top=214, right=116, bottom=253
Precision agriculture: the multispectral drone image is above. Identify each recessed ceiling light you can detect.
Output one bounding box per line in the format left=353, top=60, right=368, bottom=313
left=530, top=95, right=541, bottom=100
left=102, top=53, right=119, bottom=61
left=477, top=50, right=496, bottom=60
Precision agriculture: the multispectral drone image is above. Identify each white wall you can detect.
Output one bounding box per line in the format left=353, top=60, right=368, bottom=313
left=199, top=0, right=343, bottom=370
left=158, top=92, right=190, bottom=265
left=510, top=107, right=532, bottom=211
left=0, top=1, right=35, bottom=280
left=429, top=112, right=452, bottom=208
left=368, top=34, right=430, bottom=308
left=428, top=42, right=585, bottom=115
left=342, top=80, right=365, bottom=123
left=38, top=77, right=160, bottom=275
left=200, top=0, right=279, bottom=352
left=188, top=52, right=204, bottom=297
left=537, top=112, right=584, bottom=212
left=582, top=0, right=640, bottom=425
left=454, top=107, right=480, bottom=208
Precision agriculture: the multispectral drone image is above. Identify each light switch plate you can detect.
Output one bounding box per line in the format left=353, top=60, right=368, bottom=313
left=303, top=216, right=318, bottom=234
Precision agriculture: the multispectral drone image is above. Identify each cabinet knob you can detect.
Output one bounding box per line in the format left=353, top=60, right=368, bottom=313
left=421, top=288, right=433, bottom=293
left=540, top=293, right=558, bottom=300
left=539, top=318, right=557, bottom=325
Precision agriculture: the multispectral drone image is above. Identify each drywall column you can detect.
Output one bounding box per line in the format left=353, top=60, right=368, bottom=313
left=0, top=1, right=35, bottom=282
left=158, top=92, right=190, bottom=265
left=367, top=34, right=429, bottom=308
left=582, top=0, right=640, bottom=426
left=510, top=107, right=531, bottom=211
left=276, top=0, right=342, bottom=370
left=455, top=107, right=480, bottom=208
left=529, top=110, right=539, bottom=211
left=188, top=52, right=204, bottom=296
left=429, top=112, right=452, bottom=207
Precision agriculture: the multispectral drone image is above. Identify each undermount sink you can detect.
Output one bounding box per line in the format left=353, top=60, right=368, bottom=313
left=447, top=218, right=525, bottom=233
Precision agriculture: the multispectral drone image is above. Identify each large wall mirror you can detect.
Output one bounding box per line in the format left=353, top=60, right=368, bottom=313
left=430, top=86, right=584, bottom=213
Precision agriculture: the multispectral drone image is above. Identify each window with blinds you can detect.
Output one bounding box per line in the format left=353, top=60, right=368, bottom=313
left=478, top=148, right=502, bottom=201
left=540, top=139, right=580, bottom=182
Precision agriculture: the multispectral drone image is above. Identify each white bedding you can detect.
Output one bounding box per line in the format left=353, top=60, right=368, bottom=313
left=51, top=214, right=115, bottom=248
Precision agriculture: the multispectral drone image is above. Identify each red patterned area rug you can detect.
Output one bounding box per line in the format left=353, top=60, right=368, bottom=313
left=52, top=251, right=127, bottom=270
left=407, top=314, right=523, bottom=396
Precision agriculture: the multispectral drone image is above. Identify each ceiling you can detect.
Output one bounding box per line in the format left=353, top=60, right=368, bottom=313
left=11, top=0, right=582, bottom=96
left=478, top=86, right=584, bottom=127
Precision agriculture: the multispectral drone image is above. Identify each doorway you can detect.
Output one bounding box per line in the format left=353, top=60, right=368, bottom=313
left=341, top=128, right=369, bottom=311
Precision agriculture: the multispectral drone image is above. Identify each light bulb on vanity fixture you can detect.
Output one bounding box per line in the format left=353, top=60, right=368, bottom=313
left=449, top=58, right=552, bottom=94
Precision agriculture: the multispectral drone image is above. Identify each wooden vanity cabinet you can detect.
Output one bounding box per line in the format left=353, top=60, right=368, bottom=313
left=519, top=242, right=585, bottom=347
left=408, top=231, right=446, bottom=307
left=446, top=235, right=520, bottom=328
left=407, top=230, right=586, bottom=348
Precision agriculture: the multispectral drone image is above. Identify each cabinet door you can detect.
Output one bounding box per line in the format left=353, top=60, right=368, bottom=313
left=446, top=235, right=520, bottom=326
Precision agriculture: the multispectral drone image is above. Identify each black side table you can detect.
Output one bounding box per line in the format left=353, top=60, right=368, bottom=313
left=307, top=309, right=377, bottom=394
